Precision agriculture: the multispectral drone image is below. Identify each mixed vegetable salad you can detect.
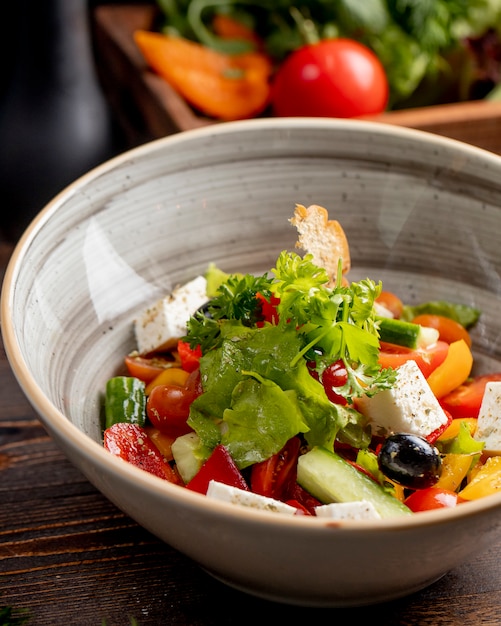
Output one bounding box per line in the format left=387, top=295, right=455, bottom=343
left=133, top=0, right=501, bottom=121
left=102, top=205, right=501, bottom=519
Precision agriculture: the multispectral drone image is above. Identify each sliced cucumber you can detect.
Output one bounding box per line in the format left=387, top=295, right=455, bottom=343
left=297, top=446, right=412, bottom=519
left=377, top=316, right=439, bottom=349
left=171, top=432, right=210, bottom=483
left=105, top=376, right=146, bottom=428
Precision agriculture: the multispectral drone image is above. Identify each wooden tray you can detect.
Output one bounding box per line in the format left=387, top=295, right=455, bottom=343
left=92, top=3, right=501, bottom=154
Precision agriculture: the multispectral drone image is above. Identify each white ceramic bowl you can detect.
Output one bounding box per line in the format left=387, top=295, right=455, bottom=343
left=3, top=118, right=501, bottom=607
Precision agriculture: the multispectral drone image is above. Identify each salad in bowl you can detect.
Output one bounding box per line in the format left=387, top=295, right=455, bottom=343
left=102, top=204, right=501, bottom=519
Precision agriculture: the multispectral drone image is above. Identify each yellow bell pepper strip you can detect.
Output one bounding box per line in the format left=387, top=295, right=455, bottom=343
left=434, top=453, right=473, bottom=492
left=134, top=30, right=272, bottom=121
left=458, top=455, right=501, bottom=500
left=427, top=339, right=473, bottom=399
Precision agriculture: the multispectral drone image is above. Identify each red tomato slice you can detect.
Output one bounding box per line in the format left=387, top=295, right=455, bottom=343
left=124, top=354, right=178, bottom=383
left=440, top=373, right=501, bottom=419
left=404, top=487, right=461, bottom=512
left=103, top=422, right=182, bottom=484
left=378, top=340, right=449, bottom=378
left=251, top=437, right=301, bottom=499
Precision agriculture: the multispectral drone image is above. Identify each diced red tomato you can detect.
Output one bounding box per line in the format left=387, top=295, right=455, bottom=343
left=186, top=444, right=249, bottom=494
left=103, top=422, right=182, bottom=484
left=404, top=487, right=461, bottom=512
left=177, top=340, right=202, bottom=372
left=376, top=291, right=404, bottom=318
left=378, top=340, right=449, bottom=378
left=250, top=437, right=301, bottom=499
left=124, top=353, right=178, bottom=383
left=411, top=314, right=472, bottom=347
left=440, top=373, right=501, bottom=418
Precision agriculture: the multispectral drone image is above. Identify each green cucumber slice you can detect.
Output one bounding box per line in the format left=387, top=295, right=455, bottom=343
left=105, top=376, right=146, bottom=428
left=377, top=316, right=438, bottom=349
left=297, top=446, right=412, bottom=519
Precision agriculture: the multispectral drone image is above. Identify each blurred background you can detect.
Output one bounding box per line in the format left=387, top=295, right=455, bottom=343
left=1, top=1, right=499, bottom=243
left=0, top=1, right=148, bottom=242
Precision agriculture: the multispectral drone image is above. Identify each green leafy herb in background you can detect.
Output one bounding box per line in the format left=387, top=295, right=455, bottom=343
left=0, top=605, right=31, bottom=626
left=155, top=0, right=501, bottom=108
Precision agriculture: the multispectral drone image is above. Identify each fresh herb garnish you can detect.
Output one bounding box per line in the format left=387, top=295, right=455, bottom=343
left=183, top=251, right=395, bottom=466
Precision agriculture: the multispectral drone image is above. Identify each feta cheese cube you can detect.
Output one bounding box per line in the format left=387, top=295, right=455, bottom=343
left=315, top=500, right=381, bottom=520
left=206, top=480, right=298, bottom=515
left=356, top=359, right=449, bottom=438
left=474, top=381, right=501, bottom=453
left=134, top=275, right=207, bottom=354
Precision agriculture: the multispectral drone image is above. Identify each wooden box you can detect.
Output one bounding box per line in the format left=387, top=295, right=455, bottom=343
left=92, top=4, right=501, bottom=154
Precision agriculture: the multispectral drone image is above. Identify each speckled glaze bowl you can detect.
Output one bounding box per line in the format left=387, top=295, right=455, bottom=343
left=3, top=118, right=501, bottom=607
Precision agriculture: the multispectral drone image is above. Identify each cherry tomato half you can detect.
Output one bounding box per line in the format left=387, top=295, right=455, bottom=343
left=440, top=373, right=501, bottom=419
left=124, top=353, right=178, bottom=383
left=271, top=39, right=389, bottom=118
left=378, top=340, right=449, bottom=378
left=404, top=487, right=461, bottom=513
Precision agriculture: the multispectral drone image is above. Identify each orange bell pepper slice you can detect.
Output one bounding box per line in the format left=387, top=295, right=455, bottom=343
left=427, top=339, right=473, bottom=399
left=134, top=30, right=272, bottom=121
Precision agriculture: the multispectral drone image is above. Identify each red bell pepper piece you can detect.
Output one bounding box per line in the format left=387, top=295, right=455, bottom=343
left=186, top=444, right=249, bottom=494
left=177, top=340, right=202, bottom=373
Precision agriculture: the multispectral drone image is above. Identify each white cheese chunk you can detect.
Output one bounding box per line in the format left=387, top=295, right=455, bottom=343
left=206, top=480, right=298, bottom=515
left=474, top=381, right=501, bottom=453
left=134, top=275, right=207, bottom=354
left=315, top=500, right=381, bottom=520
left=356, top=359, right=449, bottom=438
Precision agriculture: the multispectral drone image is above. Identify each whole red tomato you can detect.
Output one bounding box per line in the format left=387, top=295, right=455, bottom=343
left=271, top=38, right=389, bottom=118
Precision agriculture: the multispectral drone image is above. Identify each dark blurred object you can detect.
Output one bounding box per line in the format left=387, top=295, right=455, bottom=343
left=0, top=0, right=124, bottom=242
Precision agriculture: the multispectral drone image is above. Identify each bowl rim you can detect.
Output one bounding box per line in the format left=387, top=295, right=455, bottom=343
left=3, top=116, right=501, bottom=531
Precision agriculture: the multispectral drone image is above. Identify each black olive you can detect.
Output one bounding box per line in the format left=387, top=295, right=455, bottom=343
left=377, top=433, right=442, bottom=490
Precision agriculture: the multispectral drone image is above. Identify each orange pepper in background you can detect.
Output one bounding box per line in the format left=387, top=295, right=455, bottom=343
left=211, top=13, right=262, bottom=46
left=427, top=339, right=473, bottom=399
left=134, top=30, right=272, bottom=121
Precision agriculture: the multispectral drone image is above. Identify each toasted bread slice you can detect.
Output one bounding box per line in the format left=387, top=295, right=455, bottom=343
left=290, top=204, right=351, bottom=282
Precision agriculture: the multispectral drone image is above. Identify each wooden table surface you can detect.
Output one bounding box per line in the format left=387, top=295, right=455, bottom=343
left=1, top=239, right=501, bottom=625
